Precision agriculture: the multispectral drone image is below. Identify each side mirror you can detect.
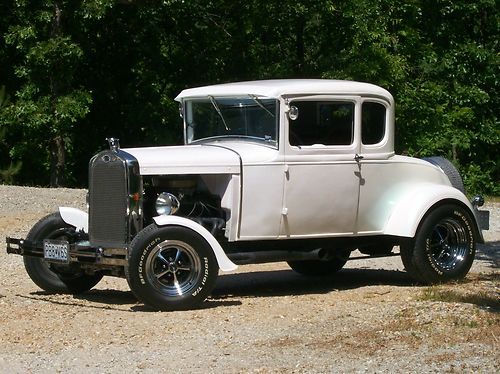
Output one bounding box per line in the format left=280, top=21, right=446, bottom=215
left=288, top=105, right=299, bottom=121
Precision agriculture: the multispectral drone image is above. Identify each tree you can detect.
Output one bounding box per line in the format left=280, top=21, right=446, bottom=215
left=3, top=0, right=91, bottom=186
left=394, top=0, right=499, bottom=194
left=0, top=0, right=497, bottom=194
left=0, top=85, right=22, bottom=183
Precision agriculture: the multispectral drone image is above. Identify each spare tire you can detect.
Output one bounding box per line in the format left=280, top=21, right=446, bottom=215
left=422, top=156, right=465, bottom=193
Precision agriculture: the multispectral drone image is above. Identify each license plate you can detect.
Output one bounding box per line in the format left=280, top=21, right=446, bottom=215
left=43, top=239, right=70, bottom=263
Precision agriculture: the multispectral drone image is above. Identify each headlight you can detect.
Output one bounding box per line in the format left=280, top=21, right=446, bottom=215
left=155, top=192, right=180, bottom=215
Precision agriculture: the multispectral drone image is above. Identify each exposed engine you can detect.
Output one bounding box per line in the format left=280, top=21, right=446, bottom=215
left=143, top=175, right=226, bottom=237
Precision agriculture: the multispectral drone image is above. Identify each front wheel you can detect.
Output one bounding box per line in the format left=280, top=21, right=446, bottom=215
left=400, top=204, right=476, bottom=284
left=24, top=213, right=103, bottom=294
left=127, top=225, right=219, bottom=311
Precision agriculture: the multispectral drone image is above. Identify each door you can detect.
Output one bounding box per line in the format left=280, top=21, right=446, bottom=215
left=281, top=98, right=361, bottom=238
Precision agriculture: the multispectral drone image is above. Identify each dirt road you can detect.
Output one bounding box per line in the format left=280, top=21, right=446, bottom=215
left=0, top=185, right=498, bottom=373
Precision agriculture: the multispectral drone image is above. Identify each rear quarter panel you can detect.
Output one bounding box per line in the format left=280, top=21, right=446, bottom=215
left=358, top=156, right=478, bottom=239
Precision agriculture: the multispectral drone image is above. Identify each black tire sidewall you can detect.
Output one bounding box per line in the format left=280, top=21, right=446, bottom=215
left=400, top=238, right=424, bottom=282
left=422, top=157, right=465, bottom=193
left=24, top=212, right=102, bottom=293
left=413, top=204, right=475, bottom=283
left=127, top=225, right=219, bottom=310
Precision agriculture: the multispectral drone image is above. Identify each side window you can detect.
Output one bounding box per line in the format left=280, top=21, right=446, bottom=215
left=362, top=102, right=386, bottom=145
left=289, top=101, right=354, bottom=146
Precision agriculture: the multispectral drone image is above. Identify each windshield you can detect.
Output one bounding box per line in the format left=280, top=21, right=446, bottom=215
left=184, top=97, right=278, bottom=146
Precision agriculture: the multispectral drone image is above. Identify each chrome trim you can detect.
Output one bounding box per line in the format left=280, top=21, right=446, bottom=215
left=155, top=192, right=180, bottom=216
left=88, top=146, right=143, bottom=248
left=145, top=239, right=202, bottom=297
left=471, top=195, right=484, bottom=208
left=428, top=217, right=470, bottom=271
left=106, top=137, right=120, bottom=152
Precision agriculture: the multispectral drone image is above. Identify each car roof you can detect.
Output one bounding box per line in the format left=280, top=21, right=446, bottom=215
left=175, top=79, right=393, bottom=102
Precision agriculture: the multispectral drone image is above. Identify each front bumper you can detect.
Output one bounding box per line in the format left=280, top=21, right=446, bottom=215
left=6, top=237, right=128, bottom=267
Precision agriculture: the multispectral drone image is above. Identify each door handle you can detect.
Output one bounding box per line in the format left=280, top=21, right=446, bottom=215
left=354, top=154, right=364, bottom=162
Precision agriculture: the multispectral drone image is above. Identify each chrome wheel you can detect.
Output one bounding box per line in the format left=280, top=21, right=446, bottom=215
left=398, top=205, right=475, bottom=284
left=428, top=217, right=469, bottom=271
left=128, top=225, right=219, bottom=310
left=145, top=240, right=201, bottom=297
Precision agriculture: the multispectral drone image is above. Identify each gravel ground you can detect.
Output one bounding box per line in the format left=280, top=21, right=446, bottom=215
left=0, top=185, right=498, bottom=373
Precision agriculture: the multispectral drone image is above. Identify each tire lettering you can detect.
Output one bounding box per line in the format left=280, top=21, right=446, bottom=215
left=454, top=210, right=475, bottom=255
left=192, top=257, right=209, bottom=297
left=138, top=237, right=161, bottom=285
left=426, top=238, right=444, bottom=275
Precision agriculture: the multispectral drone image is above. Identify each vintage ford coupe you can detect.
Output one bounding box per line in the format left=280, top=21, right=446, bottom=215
left=7, top=80, right=490, bottom=310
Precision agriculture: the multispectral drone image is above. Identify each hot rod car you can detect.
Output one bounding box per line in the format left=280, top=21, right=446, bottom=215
left=6, top=80, right=490, bottom=310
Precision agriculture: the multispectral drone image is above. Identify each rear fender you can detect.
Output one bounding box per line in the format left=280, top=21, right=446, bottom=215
left=153, top=215, right=238, bottom=272
left=59, top=207, right=88, bottom=233
left=384, top=184, right=484, bottom=242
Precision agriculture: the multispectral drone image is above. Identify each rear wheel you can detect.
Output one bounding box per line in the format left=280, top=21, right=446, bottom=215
left=24, top=213, right=103, bottom=294
left=127, top=225, right=219, bottom=311
left=359, top=244, right=394, bottom=256
left=400, top=239, right=423, bottom=281
left=401, top=204, right=476, bottom=284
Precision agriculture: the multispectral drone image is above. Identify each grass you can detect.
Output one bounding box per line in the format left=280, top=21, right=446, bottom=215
left=420, top=272, right=500, bottom=311
left=420, top=287, right=500, bottom=310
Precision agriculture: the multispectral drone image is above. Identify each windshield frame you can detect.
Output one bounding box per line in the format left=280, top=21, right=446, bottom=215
left=182, top=96, right=280, bottom=148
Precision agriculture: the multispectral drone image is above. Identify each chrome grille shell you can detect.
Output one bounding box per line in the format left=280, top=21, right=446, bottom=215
left=88, top=149, right=142, bottom=248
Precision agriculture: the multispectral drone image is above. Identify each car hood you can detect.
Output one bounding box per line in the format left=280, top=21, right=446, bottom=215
left=123, top=144, right=241, bottom=175
left=200, top=141, right=279, bottom=165
left=123, top=142, right=279, bottom=175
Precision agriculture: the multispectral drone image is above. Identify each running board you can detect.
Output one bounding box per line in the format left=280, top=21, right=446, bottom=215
left=227, top=249, right=399, bottom=265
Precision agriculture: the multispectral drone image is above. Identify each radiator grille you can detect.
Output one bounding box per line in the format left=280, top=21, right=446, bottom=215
left=89, top=153, right=128, bottom=247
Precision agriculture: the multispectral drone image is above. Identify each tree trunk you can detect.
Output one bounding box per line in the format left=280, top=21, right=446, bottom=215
left=452, top=143, right=458, bottom=164
left=49, top=1, right=64, bottom=187
left=295, top=18, right=305, bottom=76
left=50, top=135, right=65, bottom=187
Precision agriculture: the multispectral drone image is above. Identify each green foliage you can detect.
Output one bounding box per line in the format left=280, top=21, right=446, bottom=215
left=0, top=0, right=497, bottom=193
left=2, top=0, right=93, bottom=186
left=463, top=163, right=500, bottom=196
left=0, top=159, right=22, bottom=184
left=0, top=85, right=10, bottom=108
left=0, top=85, right=21, bottom=183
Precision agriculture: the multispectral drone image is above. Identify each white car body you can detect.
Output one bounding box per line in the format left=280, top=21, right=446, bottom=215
left=121, top=80, right=480, bottom=247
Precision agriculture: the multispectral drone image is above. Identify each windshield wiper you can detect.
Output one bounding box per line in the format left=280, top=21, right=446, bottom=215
left=249, top=95, right=275, bottom=118
left=208, top=96, right=230, bottom=131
